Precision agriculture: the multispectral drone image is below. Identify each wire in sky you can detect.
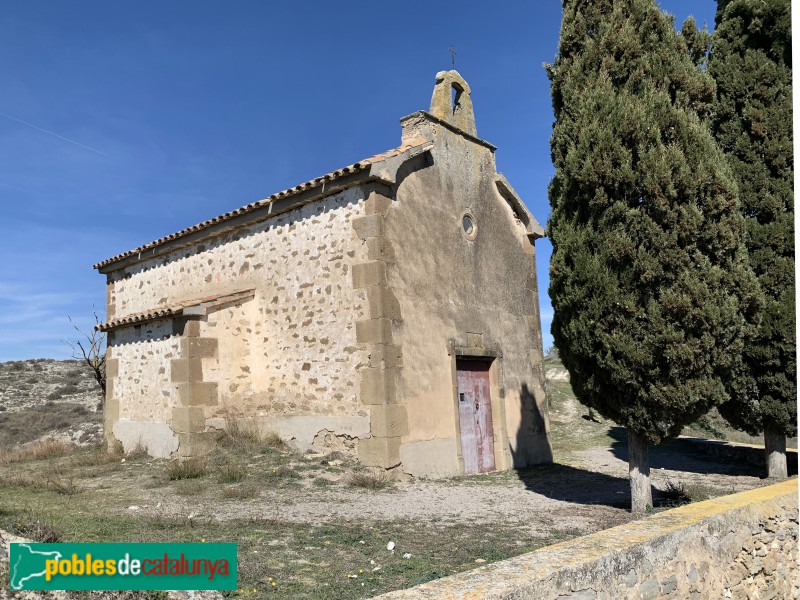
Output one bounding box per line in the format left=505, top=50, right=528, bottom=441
left=0, top=111, right=109, bottom=157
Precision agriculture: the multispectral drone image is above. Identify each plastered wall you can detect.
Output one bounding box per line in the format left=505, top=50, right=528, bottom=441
left=386, top=119, right=551, bottom=477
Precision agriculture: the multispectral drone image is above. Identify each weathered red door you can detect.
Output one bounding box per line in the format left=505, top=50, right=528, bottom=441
left=456, top=359, right=495, bottom=473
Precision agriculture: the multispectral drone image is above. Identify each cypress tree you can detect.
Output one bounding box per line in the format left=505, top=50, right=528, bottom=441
left=547, top=0, right=760, bottom=512
left=708, top=0, right=795, bottom=478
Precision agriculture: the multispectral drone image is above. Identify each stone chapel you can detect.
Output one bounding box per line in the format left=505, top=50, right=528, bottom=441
left=94, top=71, right=552, bottom=477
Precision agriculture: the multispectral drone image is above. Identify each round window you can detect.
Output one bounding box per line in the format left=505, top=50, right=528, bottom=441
left=462, top=215, right=474, bottom=234
left=461, top=211, right=477, bottom=240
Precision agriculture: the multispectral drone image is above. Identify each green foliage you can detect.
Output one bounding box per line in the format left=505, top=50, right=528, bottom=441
left=547, top=0, right=760, bottom=445
left=708, top=0, right=796, bottom=438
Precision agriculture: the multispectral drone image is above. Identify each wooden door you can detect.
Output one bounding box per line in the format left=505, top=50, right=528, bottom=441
left=456, top=359, right=495, bottom=473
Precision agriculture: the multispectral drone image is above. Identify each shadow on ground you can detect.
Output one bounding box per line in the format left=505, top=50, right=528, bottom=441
left=516, top=463, right=764, bottom=510
left=514, top=425, right=773, bottom=511
left=604, top=427, right=767, bottom=478
left=514, top=462, right=719, bottom=510
left=514, top=463, right=631, bottom=509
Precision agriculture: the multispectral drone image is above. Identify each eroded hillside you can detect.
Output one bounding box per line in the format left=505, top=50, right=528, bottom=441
left=0, top=359, right=102, bottom=447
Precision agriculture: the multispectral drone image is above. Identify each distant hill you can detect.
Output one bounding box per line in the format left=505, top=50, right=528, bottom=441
left=543, top=354, right=796, bottom=449
left=0, top=359, right=102, bottom=448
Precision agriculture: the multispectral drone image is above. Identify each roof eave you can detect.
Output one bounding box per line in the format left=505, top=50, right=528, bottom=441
left=495, top=174, right=546, bottom=240
left=94, top=142, right=433, bottom=274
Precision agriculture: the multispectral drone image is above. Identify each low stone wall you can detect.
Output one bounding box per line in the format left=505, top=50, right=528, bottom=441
left=680, top=436, right=798, bottom=475
left=375, top=479, right=799, bottom=600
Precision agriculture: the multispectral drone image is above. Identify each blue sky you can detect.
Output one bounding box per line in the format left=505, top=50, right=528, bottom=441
left=0, top=0, right=717, bottom=361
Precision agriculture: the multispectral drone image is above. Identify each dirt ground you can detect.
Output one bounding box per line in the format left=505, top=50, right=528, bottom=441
left=124, top=361, right=776, bottom=530
left=132, top=438, right=767, bottom=531
left=0, top=358, right=791, bottom=599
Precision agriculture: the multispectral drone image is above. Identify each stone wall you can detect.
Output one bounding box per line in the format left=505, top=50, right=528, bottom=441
left=375, top=479, right=799, bottom=599
left=681, top=436, right=798, bottom=475
left=106, top=319, right=181, bottom=457
left=106, top=187, right=372, bottom=456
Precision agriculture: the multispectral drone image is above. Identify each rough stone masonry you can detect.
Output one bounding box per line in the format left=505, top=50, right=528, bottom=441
left=94, top=70, right=551, bottom=477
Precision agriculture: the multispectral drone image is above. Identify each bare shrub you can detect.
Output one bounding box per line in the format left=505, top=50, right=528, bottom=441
left=166, top=458, right=208, bottom=481
left=5, top=474, right=41, bottom=490
left=6, top=473, right=78, bottom=495
left=66, top=311, right=106, bottom=398
left=216, top=462, right=247, bottom=483
left=0, top=439, right=78, bottom=465
left=126, top=440, right=149, bottom=459
left=10, top=512, right=63, bottom=542
left=46, top=475, right=79, bottom=496
left=346, top=468, right=392, bottom=490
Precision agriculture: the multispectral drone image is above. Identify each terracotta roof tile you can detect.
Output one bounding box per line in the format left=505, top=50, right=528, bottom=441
left=97, top=307, right=180, bottom=332
left=94, top=143, right=425, bottom=270
left=97, top=288, right=255, bottom=332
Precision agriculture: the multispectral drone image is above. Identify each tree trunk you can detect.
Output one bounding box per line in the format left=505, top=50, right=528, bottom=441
left=628, top=429, right=653, bottom=513
left=764, top=429, right=788, bottom=479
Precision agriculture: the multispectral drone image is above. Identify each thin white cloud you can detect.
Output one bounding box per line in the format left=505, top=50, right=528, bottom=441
left=0, top=111, right=109, bottom=157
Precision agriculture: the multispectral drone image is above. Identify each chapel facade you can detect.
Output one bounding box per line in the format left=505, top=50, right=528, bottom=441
left=95, top=71, right=551, bottom=477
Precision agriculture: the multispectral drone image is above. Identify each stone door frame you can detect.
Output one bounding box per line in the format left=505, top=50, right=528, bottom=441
left=447, top=338, right=511, bottom=474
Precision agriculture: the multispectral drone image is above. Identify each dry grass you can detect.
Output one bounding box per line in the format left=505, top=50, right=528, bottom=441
left=660, top=480, right=713, bottom=506
left=5, top=472, right=79, bottom=495
left=126, top=439, right=149, bottom=459
left=174, top=479, right=207, bottom=497
left=263, top=465, right=300, bottom=482
left=7, top=510, right=63, bottom=542
left=262, top=431, right=287, bottom=449
left=71, top=445, right=123, bottom=467
left=0, top=401, right=98, bottom=447
left=221, top=483, right=259, bottom=499
left=216, top=462, right=247, bottom=483
left=0, top=439, right=78, bottom=465
left=346, top=467, right=392, bottom=490
left=165, top=457, right=208, bottom=481
left=217, top=413, right=287, bottom=454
